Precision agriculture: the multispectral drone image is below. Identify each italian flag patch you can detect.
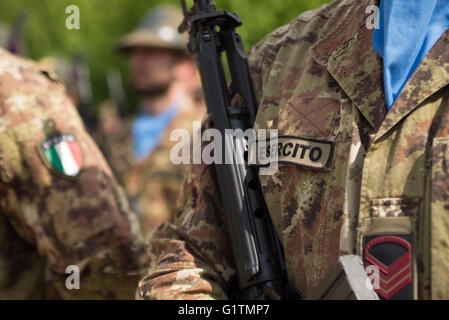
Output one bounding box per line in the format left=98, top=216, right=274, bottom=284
left=39, top=133, right=83, bottom=179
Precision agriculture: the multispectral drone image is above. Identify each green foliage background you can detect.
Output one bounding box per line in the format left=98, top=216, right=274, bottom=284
left=0, top=0, right=331, bottom=110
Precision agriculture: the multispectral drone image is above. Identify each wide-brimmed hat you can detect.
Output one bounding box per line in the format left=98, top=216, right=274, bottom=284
left=116, top=5, right=187, bottom=53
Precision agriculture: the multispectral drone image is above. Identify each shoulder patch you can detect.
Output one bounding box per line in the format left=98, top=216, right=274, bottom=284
left=37, top=133, right=83, bottom=179
left=249, top=135, right=334, bottom=170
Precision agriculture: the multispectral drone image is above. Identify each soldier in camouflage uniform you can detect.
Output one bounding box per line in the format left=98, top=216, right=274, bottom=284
left=0, top=48, right=149, bottom=299
left=100, top=5, right=205, bottom=238
left=138, top=0, right=449, bottom=300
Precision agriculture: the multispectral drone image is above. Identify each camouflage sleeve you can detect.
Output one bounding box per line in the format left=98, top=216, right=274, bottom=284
left=137, top=150, right=235, bottom=300
left=0, top=50, right=149, bottom=299
left=136, top=24, right=293, bottom=300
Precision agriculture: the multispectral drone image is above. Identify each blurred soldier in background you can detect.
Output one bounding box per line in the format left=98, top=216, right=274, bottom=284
left=99, top=5, right=205, bottom=238
left=0, top=47, right=150, bottom=299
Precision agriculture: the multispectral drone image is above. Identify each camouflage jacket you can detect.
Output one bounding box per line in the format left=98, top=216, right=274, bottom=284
left=0, top=48, right=149, bottom=299
left=138, top=0, right=449, bottom=300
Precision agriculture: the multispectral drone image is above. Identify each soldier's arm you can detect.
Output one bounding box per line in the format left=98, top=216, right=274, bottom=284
left=0, top=50, right=149, bottom=299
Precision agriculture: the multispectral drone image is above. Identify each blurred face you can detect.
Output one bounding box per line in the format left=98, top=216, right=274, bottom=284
left=129, top=47, right=179, bottom=95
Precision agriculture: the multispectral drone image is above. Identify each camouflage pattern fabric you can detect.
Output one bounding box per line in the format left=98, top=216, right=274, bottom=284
left=123, top=100, right=205, bottom=239
left=0, top=48, right=149, bottom=299
left=138, top=0, right=449, bottom=300
left=97, top=99, right=205, bottom=239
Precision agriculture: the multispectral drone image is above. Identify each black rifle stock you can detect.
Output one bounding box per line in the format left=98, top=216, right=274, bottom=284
left=179, top=0, right=302, bottom=300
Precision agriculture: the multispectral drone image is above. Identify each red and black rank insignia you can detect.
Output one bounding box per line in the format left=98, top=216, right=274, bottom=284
left=363, top=235, right=414, bottom=300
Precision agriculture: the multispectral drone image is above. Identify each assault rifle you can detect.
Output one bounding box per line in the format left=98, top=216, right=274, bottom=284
left=179, top=0, right=301, bottom=300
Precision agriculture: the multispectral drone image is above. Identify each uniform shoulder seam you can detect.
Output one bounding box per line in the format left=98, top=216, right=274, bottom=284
left=294, top=0, right=358, bottom=24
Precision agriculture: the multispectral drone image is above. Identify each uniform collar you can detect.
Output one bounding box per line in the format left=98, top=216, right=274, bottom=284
left=376, top=27, right=449, bottom=141
left=310, top=0, right=449, bottom=142
left=311, top=0, right=387, bottom=132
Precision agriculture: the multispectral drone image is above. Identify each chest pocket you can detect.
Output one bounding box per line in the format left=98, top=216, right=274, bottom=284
left=259, top=95, right=351, bottom=293
left=259, top=95, right=345, bottom=226
left=277, top=96, right=341, bottom=139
